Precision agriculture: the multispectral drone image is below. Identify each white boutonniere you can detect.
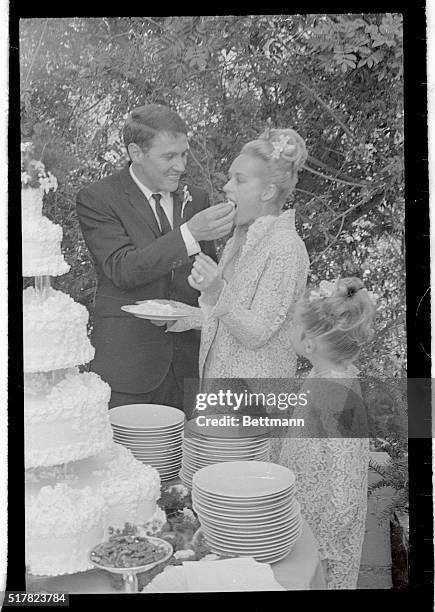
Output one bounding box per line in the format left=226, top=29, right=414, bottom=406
left=181, top=185, right=193, bottom=218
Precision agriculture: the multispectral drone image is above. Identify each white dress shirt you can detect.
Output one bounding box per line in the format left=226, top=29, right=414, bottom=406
left=129, top=165, right=200, bottom=256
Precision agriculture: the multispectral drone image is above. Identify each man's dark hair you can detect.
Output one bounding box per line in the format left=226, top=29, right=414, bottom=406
left=123, top=104, right=188, bottom=155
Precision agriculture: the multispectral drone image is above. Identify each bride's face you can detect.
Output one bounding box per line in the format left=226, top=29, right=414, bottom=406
left=223, top=154, right=274, bottom=225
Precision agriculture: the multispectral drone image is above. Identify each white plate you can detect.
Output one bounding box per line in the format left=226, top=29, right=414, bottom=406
left=192, top=485, right=295, bottom=505
left=159, top=468, right=183, bottom=476
left=135, top=456, right=182, bottom=466
left=110, top=404, right=185, bottom=429
left=185, top=430, right=270, bottom=443
left=185, top=418, right=271, bottom=439
left=199, top=515, right=302, bottom=537
left=194, top=502, right=299, bottom=523
left=184, top=452, right=268, bottom=465
left=193, top=492, right=297, bottom=513
left=183, top=444, right=268, bottom=457
left=196, top=509, right=301, bottom=528
left=183, top=442, right=269, bottom=456
left=114, top=424, right=184, bottom=434
left=201, top=517, right=299, bottom=537
left=121, top=300, right=194, bottom=321
left=204, top=538, right=294, bottom=556
left=197, top=516, right=301, bottom=532
left=192, top=483, right=296, bottom=501
left=113, top=431, right=184, bottom=442
left=186, top=455, right=270, bottom=468
left=114, top=438, right=183, bottom=449
left=193, top=461, right=295, bottom=498
left=113, top=433, right=184, bottom=445
left=203, top=530, right=300, bottom=550
left=203, top=529, right=299, bottom=555
left=125, top=445, right=183, bottom=457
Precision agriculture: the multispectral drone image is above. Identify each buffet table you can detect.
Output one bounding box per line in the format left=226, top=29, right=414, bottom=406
left=27, top=519, right=326, bottom=593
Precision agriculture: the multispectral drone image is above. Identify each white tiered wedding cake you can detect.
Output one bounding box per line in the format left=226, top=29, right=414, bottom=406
left=23, top=146, right=163, bottom=577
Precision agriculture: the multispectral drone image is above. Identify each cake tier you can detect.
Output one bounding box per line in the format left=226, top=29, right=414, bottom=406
left=25, top=444, right=162, bottom=576
left=21, top=187, right=44, bottom=219
left=21, top=187, right=70, bottom=277
left=22, top=215, right=70, bottom=277
left=23, top=287, right=95, bottom=372
left=24, top=368, right=112, bottom=468
left=25, top=483, right=106, bottom=576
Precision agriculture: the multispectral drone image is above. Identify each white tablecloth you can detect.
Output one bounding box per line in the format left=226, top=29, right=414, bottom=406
left=27, top=519, right=326, bottom=593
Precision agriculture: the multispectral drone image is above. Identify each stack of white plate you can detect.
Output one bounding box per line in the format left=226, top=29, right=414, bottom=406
left=192, top=461, right=302, bottom=563
left=110, top=404, right=184, bottom=482
left=180, top=420, right=270, bottom=489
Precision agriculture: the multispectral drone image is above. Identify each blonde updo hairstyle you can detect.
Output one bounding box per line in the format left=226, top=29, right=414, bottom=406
left=240, top=127, right=308, bottom=208
left=296, top=278, right=376, bottom=365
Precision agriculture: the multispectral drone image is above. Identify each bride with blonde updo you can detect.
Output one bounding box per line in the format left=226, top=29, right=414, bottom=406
left=170, top=126, right=310, bottom=380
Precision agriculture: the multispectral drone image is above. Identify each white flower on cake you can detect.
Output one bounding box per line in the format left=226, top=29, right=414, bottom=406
left=21, top=146, right=69, bottom=277
left=21, top=142, right=58, bottom=193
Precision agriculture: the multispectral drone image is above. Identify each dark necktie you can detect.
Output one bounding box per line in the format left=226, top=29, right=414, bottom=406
left=152, top=193, right=172, bottom=236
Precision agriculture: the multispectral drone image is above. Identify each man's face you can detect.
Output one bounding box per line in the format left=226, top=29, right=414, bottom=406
left=131, top=132, right=189, bottom=192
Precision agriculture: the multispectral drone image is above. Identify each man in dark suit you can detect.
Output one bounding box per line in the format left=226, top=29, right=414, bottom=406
left=76, top=104, right=235, bottom=409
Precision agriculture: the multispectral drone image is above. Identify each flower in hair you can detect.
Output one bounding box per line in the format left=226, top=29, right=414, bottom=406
left=308, top=279, right=338, bottom=302
left=270, top=134, right=294, bottom=160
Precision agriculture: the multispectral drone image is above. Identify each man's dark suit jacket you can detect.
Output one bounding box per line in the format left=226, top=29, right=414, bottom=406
left=76, top=165, right=216, bottom=394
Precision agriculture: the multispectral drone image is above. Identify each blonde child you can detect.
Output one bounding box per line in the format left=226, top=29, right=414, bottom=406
left=278, top=277, right=376, bottom=589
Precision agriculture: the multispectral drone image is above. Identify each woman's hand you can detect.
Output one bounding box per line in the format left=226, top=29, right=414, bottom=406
left=188, top=253, right=224, bottom=295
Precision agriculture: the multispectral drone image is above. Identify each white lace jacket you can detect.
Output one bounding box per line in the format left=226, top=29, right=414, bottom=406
left=198, top=209, right=309, bottom=379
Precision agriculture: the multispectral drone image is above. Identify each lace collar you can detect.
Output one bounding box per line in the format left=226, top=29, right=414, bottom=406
left=238, top=209, right=295, bottom=260
left=308, top=364, right=360, bottom=379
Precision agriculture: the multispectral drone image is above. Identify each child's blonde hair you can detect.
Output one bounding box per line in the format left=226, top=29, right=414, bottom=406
left=296, top=277, right=376, bottom=364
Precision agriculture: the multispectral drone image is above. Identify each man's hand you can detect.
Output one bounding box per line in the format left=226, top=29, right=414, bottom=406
left=188, top=253, right=223, bottom=294
left=186, top=202, right=235, bottom=241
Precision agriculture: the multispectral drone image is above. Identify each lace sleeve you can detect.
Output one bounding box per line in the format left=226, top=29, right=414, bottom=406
left=210, top=244, right=308, bottom=349
left=165, top=306, right=203, bottom=332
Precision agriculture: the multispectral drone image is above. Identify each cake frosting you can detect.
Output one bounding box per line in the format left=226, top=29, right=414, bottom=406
left=21, top=187, right=70, bottom=277
left=23, top=286, right=95, bottom=372
left=24, top=368, right=113, bottom=468
left=25, top=483, right=107, bottom=576
left=25, top=444, right=162, bottom=576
